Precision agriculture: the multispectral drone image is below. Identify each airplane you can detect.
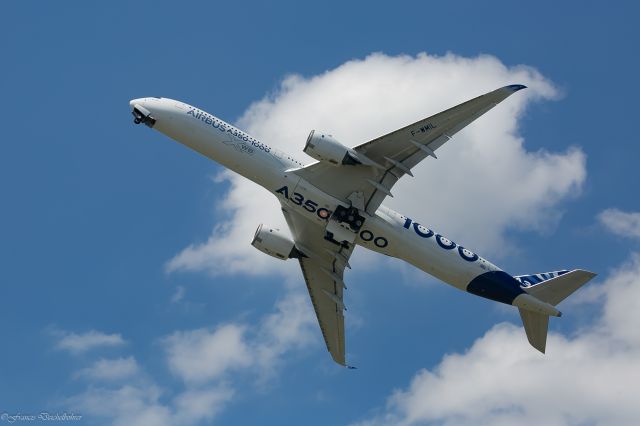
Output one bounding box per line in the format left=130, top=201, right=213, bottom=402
left=130, top=85, right=596, bottom=366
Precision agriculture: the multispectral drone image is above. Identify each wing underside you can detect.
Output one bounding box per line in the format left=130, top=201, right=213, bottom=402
left=298, top=257, right=345, bottom=364
left=281, top=206, right=353, bottom=365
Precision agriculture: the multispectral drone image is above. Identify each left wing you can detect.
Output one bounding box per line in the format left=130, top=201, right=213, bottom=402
left=280, top=205, right=353, bottom=366
left=294, top=85, right=526, bottom=214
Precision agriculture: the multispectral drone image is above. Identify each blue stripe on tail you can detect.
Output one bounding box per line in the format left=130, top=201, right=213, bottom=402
left=514, top=270, right=570, bottom=288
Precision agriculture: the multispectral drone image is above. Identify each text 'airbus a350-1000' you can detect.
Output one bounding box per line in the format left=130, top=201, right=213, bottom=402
left=130, top=85, right=595, bottom=366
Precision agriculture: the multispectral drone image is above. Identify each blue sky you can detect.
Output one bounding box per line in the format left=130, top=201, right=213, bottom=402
left=2, top=1, right=640, bottom=425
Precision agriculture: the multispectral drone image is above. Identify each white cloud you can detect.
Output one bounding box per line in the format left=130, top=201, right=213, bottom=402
left=162, top=323, right=252, bottom=385
left=167, top=52, right=586, bottom=277
left=52, top=329, right=125, bottom=354
left=67, top=384, right=234, bottom=426
left=75, top=356, right=139, bottom=381
left=599, top=208, right=640, bottom=239
left=66, top=384, right=172, bottom=426
left=172, top=387, right=234, bottom=425
left=162, top=290, right=317, bottom=384
left=253, top=291, right=317, bottom=379
left=64, top=289, right=316, bottom=425
left=353, top=253, right=640, bottom=426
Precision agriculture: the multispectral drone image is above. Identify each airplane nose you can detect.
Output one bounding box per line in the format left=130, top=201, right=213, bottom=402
left=129, top=98, right=145, bottom=109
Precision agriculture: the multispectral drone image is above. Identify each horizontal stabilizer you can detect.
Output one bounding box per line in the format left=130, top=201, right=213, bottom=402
left=519, top=308, right=549, bottom=353
left=525, top=269, right=597, bottom=306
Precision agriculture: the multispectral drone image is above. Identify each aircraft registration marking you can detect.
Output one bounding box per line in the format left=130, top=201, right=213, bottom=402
left=410, top=122, right=436, bottom=137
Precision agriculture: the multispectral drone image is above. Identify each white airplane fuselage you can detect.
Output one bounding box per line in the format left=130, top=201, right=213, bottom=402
left=130, top=96, right=560, bottom=316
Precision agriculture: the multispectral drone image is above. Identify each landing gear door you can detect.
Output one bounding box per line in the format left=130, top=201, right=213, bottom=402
left=326, top=219, right=357, bottom=244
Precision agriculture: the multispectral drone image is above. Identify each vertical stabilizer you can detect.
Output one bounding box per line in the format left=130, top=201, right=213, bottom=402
left=518, top=308, right=549, bottom=353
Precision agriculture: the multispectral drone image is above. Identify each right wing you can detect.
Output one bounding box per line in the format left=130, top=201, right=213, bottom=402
left=294, top=85, right=527, bottom=214
left=281, top=205, right=353, bottom=366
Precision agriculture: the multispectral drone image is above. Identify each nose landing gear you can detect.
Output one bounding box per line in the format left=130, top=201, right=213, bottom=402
left=131, top=105, right=156, bottom=128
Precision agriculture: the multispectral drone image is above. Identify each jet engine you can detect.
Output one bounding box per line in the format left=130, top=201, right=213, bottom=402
left=251, top=224, right=304, bottom=260
left=303, top=130, right=361, bottom=165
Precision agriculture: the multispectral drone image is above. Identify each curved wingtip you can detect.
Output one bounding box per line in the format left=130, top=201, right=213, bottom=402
left=505, top=84, right=527, bottom=92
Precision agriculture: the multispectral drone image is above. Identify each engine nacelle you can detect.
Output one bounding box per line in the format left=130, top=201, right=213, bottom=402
left=251, top=224, right=303, bottom=260
left=303, top=130, right=361, bottom=165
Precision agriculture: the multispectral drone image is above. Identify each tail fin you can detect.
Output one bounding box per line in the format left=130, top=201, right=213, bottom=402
left=518, top=309, right=549, bottom=353
left=515, top=269, right=597, bottom=353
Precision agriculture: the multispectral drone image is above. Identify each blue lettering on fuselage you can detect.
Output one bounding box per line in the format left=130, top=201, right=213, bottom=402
left=275, top=186, right=332, bottom=221
left=186, top=108, right=271, bottom=153
left=403, top=217, right=479, bottom=262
